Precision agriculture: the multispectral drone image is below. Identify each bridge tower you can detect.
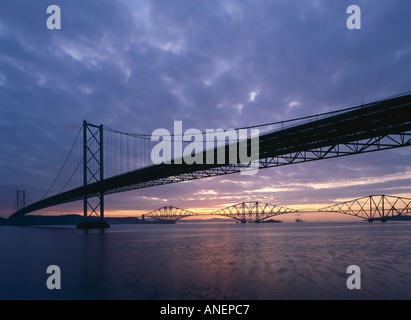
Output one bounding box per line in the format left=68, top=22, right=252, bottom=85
left=77, top=121, right=110, bottom=229
left=16, top=190, right=25, bottom=211
left=10, top=190, right=27, bottom=225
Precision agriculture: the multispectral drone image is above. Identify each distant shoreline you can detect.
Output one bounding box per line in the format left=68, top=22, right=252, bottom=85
left=1, top=214, right=411, bottom=226
left=0, top=214, right=175, bottom=226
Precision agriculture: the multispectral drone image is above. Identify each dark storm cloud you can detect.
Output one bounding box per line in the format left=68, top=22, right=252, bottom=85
left=1, top=0, right=411, bottom=216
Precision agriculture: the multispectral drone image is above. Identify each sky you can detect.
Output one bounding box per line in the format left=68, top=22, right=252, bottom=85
left=1, top=0, right=411, bottom=220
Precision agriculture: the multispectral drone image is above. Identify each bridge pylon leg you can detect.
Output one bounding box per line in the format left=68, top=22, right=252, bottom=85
left=77, top=121, right=110, bottom=229
left=7, top=190, right=27, bottom=226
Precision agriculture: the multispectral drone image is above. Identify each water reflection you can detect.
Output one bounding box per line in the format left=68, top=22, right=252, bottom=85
left=1, top=222, right=411, bottom=299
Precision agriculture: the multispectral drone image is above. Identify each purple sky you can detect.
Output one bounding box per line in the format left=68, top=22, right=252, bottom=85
left=1, top=0, right=411, bottom=219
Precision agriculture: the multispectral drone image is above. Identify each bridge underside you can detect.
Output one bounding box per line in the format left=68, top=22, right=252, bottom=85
left=8, top=93, right=411, bottom=222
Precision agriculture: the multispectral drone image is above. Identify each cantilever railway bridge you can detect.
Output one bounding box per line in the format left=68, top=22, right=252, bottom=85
left=8, top=93, right=411, bottom=227
left=144, top=195, right=411, bottom=223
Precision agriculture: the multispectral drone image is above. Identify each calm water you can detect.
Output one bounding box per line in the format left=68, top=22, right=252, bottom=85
left=1, top=221, right=411, bottom=300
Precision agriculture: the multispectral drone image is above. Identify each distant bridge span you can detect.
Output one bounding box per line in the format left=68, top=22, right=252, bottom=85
left=211, top=201, right=298, bottom=223
left=146, top=195, right=411, bottom=223
left=145, top=206, right=198, bottom=222
left=319, top=194, right=411, bottom=222
left=8, top=93, right=411, bottom=227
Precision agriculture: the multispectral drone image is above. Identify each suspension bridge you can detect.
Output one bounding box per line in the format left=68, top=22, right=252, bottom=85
left=7, top=92, right=411, bottom=228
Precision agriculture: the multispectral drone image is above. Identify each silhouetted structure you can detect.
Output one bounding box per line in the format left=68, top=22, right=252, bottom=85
left=8, top=93, right=411, bottom=227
